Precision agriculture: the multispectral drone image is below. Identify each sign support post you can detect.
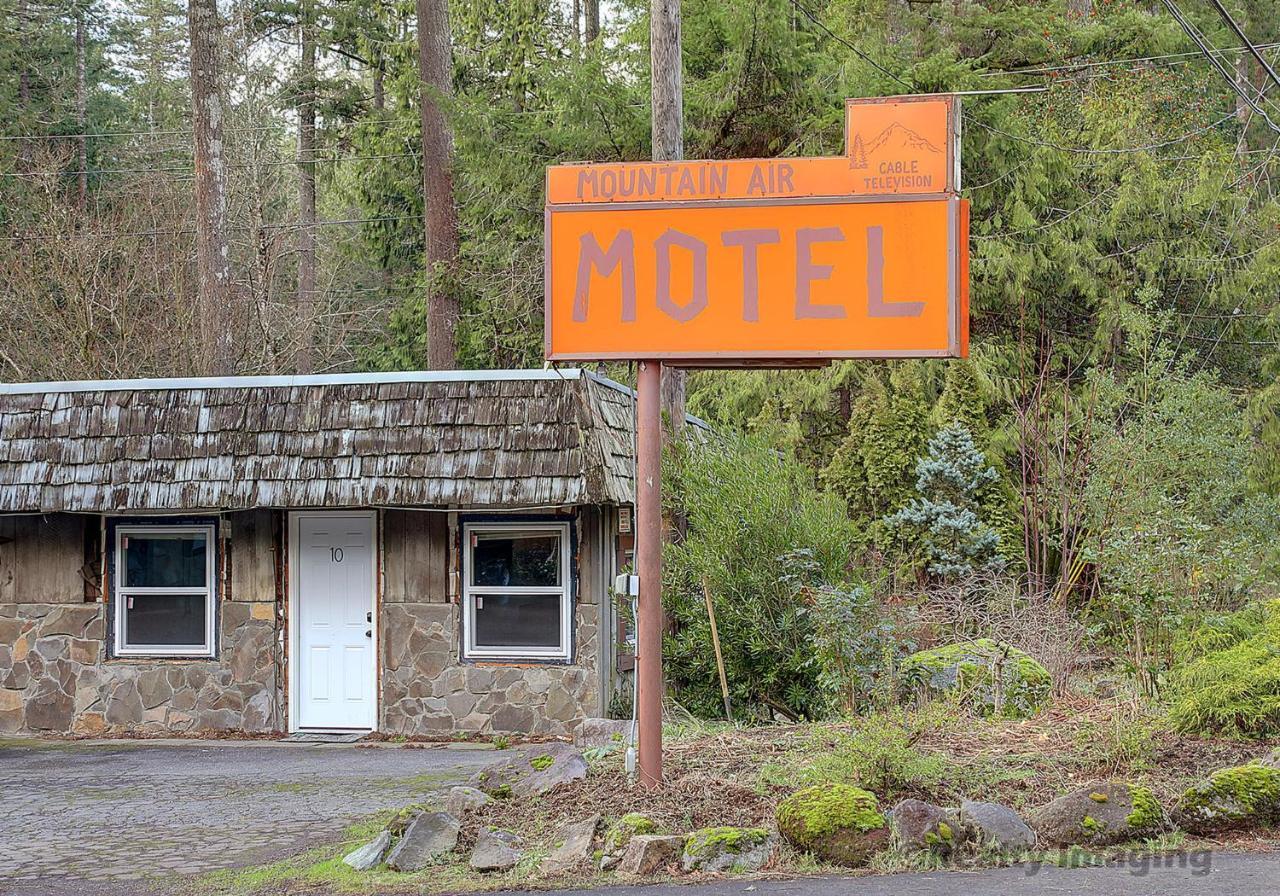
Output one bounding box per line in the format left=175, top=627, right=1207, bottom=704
left=635, top=358, right=664, bottom=788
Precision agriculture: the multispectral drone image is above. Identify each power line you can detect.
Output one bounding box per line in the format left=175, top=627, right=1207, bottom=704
left=971, top=112, right=1236, bottom=156
left=788, top=0, right=914, bottom=91
left=0, top=152, right=419, bottom=178
left=1, top=213, right=424, bottom=243
left=1205, top=0, right=1280, bottom=96
left=1160, top=0, right=1280, bottom=134
left=976, top=40, right=1280, bottom=79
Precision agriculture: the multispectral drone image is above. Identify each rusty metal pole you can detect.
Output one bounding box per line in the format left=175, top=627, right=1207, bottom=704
left=635, top=358, right=664, bottom=788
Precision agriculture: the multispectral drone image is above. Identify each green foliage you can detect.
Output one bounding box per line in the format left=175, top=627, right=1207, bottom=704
left=805, top=583, right=916, bottom=715
left=802, top=711, right=954, bottom=799
left=663, top=433, right=853, bottom=721
left=901, top=639, right=1051, bottom=719
left=1166, top=600, right=1280, bottom=738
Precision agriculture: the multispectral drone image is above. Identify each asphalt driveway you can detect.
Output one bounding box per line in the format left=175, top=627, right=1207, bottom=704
left=0, top=737, right=502, bottom=894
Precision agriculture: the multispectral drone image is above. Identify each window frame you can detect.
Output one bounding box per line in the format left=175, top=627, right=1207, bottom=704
left=112, top=522, right=218, bottom=658
left=461, top=520, right=572, bottom=661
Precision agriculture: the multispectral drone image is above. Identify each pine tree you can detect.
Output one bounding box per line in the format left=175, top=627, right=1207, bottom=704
left=885, top=422, right=1003, bottom=579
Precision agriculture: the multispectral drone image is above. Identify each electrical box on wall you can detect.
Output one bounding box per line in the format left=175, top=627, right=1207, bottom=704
left=618, top=506, right=633, bottom=534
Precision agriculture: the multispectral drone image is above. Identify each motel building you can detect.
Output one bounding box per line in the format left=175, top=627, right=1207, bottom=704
left=0, top=370, right=643, bottom=738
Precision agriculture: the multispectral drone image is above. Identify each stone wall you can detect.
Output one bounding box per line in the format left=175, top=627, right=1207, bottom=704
left=381, top=601, right=600, bottom=736
left=0, top=600, right=281, bottom=736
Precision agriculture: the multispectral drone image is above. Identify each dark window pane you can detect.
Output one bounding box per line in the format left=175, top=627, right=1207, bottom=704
left=124, top=533, right=208, bottom=588
left=472, top=533, right=560, bottom=587
left=124, top=594, right=207, bottom=647
left=472, top=593, right=561, bottom=649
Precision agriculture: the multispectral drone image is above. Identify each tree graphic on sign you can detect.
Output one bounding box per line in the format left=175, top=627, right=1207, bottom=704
left=850, top=132, right=868, bottom=169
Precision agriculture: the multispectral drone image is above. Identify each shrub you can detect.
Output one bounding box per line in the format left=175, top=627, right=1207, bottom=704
left=664, top=434, right=853, bottom=721
left=1166, top=600, right=1280, bottom=738
left=803, top=709, right=953, bottom=798
left=900, top=639, right=1051, bottom=719
left=806, top=583, right=917, bottom=714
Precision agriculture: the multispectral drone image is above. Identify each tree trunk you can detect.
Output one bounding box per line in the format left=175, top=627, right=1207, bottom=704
left=75, top=9, right=87, bottom=214
left=651, top=0, right=685, bottom=438
left=297, top=0, right=317, bottom=373
left=416, top=0, right=461, bottom=370
left=187, top=0, right=235, bottom=375
left=585, top=0, right=599, bottom=44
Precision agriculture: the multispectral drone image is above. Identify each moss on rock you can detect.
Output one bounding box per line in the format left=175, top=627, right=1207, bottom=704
left=604, top=812, right=657, bottom=853
left=1175, top=763, right=1280, bottom=834
left=776, top=785, right=889, bottom=867
left=1125, top=786, right=1162, bottom=830
left=900, top=639, right=1050, bottom=719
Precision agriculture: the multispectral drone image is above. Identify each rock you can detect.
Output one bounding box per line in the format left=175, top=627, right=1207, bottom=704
left=470, top=830, right=522, bottom=872
left=1029, top=782, right=1167, bottom=847
left=385, top=811, right=461, bottom=871
left=575, top=718, right=632, bottom=749
left=889, top=799, right=964, bottom=854
left=776, top=784, right=889, bottom=867
left=681, top=827, right=775, bottom=873
left=618, top=834, right=685, bottom=876
left=959, top=800, right=1036, bottom=852
left=1174, top=764, right=1280, bottom=835
left=471, top=743, right=588, bottom=798
left=604, top=812, right=657, bottom=853
left=445, top=786, right=492, bottom=817
left=343, top=831, right=392, bottom=871
left=1261, top=749, right=1280, bottom=770
left=901, top=639, right=1051, bottom=719
left=541, top=814, right=601, bottom=875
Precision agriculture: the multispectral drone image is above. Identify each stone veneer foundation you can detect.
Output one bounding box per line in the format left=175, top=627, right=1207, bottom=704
left=0, top=598, right=601, bottom=737
left=380, top=602, right=600, bottom=737
left=0, top=602, right=280, bottom=736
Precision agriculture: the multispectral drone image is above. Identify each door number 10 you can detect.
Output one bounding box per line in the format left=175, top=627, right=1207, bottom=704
left=329, top=547, right=344, bottom=563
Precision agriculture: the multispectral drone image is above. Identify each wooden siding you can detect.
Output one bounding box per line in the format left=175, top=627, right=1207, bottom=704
left=0, top=515, right=87, bottom=604
left=0, top=375, right=639, bottom=513
left=382, top=510, right=448, bottom=603
left=228, top=510, right=278, bottom=603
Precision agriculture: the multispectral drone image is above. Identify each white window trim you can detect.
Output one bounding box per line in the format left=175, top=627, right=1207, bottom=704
left=113, top=523, right=217, bottom=658
left=462, top=521, right=572, bottom=661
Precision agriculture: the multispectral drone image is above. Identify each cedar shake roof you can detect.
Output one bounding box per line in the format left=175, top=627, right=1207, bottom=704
left=0, top=370, right=642, bottom=513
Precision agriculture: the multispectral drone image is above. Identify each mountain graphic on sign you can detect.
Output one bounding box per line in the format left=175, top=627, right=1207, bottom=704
left=850, top=121, right=943, bottom=168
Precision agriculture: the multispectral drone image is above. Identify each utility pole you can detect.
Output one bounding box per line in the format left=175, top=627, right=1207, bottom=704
left=297, top=0, right=317, bottom=373
left=187, top=0, right=235, bottom=375
left=636, top=0, right=684, bottom=792
left=416, top=0, right=461, bottom=370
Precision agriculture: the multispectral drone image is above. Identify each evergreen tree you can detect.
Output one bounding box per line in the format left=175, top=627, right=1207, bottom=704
left=885, top=423, right=1003, bottom=579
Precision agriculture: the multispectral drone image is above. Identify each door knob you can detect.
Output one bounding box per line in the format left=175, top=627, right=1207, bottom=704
left=366, top=611, right=372, bottom=623
left=365, top=629, right=372, bottom=638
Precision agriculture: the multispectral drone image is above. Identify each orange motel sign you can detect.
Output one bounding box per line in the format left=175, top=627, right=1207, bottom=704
left=546, top=95, right=970, bottom=790
left=545, top=94, right=968, bottom=363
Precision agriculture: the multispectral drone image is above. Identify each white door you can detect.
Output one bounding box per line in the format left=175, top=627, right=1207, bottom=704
left=293, top=513, right=376, bottom=730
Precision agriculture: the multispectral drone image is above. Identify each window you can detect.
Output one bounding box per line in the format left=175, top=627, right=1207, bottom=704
left=462, top=522, right=571, bottom=660
left=113, top=524, right=216, bottom=657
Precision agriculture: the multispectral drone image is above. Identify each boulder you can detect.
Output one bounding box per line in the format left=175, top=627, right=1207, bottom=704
left=470, top=830, right=522, bottom=872
left=958, top=800, right=1036, bottom=852
left=618, top=834, right=685, bottom=876
left=775, top=784, right=889, bottom=867
left=385, top=811, right=460, bottom=871
left=901, top=639, right=1050, bottom=719
left=575, top=718, right=632, bottom=749
left=681, top=827, right=775, bottom=873
left=343, top=831, right=392, bottom=871
left=1174, top=764, right=1280, bottom=835
left=603, top=812, right=657, bottom=854
left=445, top=786, right=492, bottom=817
left=541, top=814, right=601, bottom=875
left=1261, top=749, right=1280, bottom=770
left=889, top=799, right=964, bottom=854
left=1029, top=782, right=1167, bottom=847
left=471, top=743, right=588, bottom=798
